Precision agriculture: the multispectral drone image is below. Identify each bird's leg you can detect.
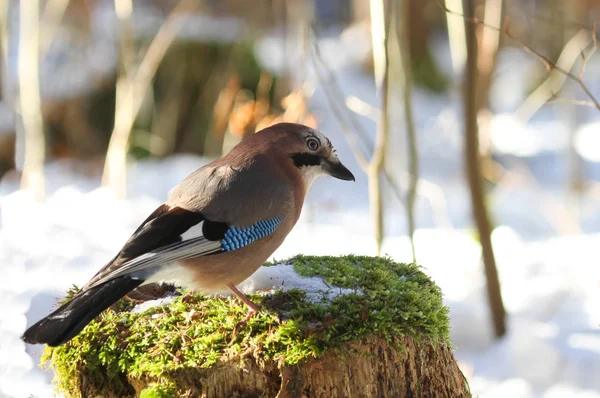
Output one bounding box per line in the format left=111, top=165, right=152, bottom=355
left=227, top=283, right=261, bottom=315
left=227, top=283, right=261, bottom=335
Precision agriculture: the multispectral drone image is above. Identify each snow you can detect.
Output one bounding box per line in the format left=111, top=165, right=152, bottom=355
left=130, top=296, right=177, bottom=314
left=574, top=121, right=600, bottom=162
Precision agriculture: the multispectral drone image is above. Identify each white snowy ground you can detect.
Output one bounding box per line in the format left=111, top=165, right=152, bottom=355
left=1, top=153, right=600, bottom=398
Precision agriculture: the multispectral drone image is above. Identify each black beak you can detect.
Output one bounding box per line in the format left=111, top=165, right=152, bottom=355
left=322, top=159, right=355, bottom=181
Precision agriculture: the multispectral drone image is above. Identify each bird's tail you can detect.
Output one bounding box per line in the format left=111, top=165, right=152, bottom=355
left=21, top=277, right=143, bottom=347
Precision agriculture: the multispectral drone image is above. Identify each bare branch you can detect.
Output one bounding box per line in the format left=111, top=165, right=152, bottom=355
left=102, top=0, right=197, bottom=195
left=309, top=20, right=449, bottom=238
left=309, top=29, right=370, bottom=170
left=309, top=29, right=373, bottom=158
left=345, top=96, right=379, bottom=121
left=548, top=95, right=600, bottom=109
left=311, top=5, right=407, bottom=256
left=438, top=0, right=600, bottom=112
left=309, top=27, right=422, bottom=214
left=517, top=29, right=592, bottom=121
left=578, top=23, right=597, bottom=79
left=503, top=18, right=600, bottom=112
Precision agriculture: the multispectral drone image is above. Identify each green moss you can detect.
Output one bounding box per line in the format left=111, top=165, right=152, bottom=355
left=43, top=255, right=450, bottom=397
left=139, top=383, right=177, bottom=398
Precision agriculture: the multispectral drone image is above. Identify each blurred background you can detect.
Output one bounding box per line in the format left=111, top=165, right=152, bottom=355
left=1, top=0, right=600, bottom=397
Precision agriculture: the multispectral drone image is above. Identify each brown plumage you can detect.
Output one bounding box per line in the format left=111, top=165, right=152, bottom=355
left=22, top=123, right=355, bottom=346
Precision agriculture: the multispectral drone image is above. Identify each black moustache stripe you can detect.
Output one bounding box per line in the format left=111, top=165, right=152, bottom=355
left=290, top=153, right=322, bottom=168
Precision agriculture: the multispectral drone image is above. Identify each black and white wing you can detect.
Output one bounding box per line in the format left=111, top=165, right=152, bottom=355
left=84, top=204, right=284, bottom=290
left=83, top=204, right=226, bottom=289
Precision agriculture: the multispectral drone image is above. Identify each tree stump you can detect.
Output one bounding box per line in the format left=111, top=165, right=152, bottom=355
left=42, top=255, right=470, bottom=397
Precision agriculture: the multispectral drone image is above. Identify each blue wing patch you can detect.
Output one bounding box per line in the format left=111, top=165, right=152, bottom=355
left=221, top=216, right=284, bottom=251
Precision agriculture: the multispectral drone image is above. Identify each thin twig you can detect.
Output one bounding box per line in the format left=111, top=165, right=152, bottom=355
left=578, top=23, right=597, bottom=79
left=438, top=0, right=600, bottom=111
left=345, top=96, right=379, bottom=121
left=309, top=17, right=456, bottom=239
left=311, top=3, right=395, bottom=255
left=517, top=29, right=592, bottom=121
left=312, top=81, right=369, bottom=170
left=503, top=18, right=600, bottom=111
left=309, top=26, right=419, bottom=212
left=548, top=95, right=600, bottom=109
left=309, top=30, right=370, bottom=170
left=310, top=28, right=374, bottom=157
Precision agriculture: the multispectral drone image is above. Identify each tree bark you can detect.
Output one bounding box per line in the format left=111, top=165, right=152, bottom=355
left=83, top=336, right=469, bottom=398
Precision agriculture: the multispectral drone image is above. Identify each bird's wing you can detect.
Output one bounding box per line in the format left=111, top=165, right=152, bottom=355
left=167, top=155, right=294, bottom=226
left=83, top=163, right=290, bottom=290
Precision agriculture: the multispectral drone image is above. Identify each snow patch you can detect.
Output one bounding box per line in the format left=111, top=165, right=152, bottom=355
left=131, top=296, right=178, bottom=314
left=236, top=263, right=360, bottom=302
left=130, top=262, right=360, bottom=315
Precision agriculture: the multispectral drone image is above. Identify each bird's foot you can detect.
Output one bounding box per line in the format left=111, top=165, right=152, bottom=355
left=226, top=283, right=263, bottom=342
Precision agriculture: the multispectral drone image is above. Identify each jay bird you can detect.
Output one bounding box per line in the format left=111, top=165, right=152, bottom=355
left=22, top=122, right=355, bottom=347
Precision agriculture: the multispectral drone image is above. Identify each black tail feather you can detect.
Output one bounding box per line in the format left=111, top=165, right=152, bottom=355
left=21, top=277, right=143, bottom=347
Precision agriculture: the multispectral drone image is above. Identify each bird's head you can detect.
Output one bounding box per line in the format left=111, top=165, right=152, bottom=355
left=268, top=123, right=355, bottom=186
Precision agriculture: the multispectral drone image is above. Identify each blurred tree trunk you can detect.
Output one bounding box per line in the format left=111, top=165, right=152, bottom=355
left=406, top=0, right=428, bottom=62
left=0, top=0, right=14, bottom=178
left=396, top=0, right=419, bottom=261
left=18, top=0, right=46, bottom=200
left=368, top=0, right=390, bottom=256
left=463, top=0, right=506, bottom=338
left=405, top=1, right=447, bottom=92
left=102, top=0, right=135, bottom=197
left=103, top=0, right=193, bottom=196
left=474, top=0, right=502, bottom=168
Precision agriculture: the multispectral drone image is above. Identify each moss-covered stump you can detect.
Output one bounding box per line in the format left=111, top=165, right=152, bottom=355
left=42, top=255, right=470, bottom=398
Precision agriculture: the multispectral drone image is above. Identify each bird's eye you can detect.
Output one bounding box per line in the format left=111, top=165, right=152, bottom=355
left=306, top=138, right=320, bottom=151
